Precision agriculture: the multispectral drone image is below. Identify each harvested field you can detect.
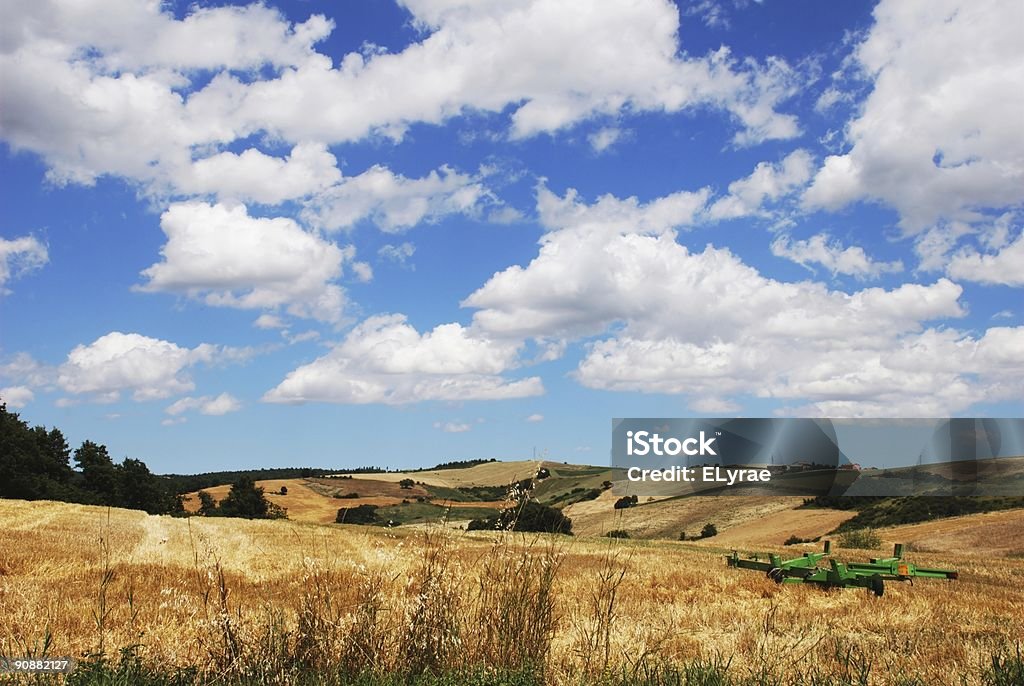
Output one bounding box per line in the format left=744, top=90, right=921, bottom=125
left=2, top=498, right=1021, bottom=685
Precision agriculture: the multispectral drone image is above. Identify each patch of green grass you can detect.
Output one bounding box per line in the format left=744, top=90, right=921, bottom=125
left=373, top=502, right=500, bottom=526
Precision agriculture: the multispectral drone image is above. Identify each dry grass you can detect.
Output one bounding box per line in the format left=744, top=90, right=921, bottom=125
left=343, top=460, right=541, bottom=488
left=565, top=494, right=824, bottom=540
left=181, top=478, right=507, bottom=525
left=878, top=508, right=1024, bottom=558
left=1, top=498, right=1022, bottom=685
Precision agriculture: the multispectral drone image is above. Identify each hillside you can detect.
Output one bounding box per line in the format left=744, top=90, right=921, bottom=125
left=2, top=498, right=1023, bottom=686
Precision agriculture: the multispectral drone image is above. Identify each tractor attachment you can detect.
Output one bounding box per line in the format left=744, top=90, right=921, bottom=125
left=726, top=541, right=957, bottom=596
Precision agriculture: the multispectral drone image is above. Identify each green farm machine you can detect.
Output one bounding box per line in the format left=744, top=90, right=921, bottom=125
left=726, top=541, right=957, bottom=596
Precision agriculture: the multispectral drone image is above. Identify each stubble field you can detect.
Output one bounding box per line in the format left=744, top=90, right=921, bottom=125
left=2, top=498, right=1023, bottom=685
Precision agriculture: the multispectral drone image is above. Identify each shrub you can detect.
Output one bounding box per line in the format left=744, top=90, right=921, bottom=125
left=785, top=535, right=809, bottom=545
left=839, top=528, right=881, bottom=549
left=678, top=531, right=687, bottom=541
left=700, top=523, right=718, bottom=539
left=336, top=504, right=380, bottom=524
left=606, top=530, right=630, bottom=539
left=279, top=486, right=287, bottom=495
left=502, top=501, right=572, bottom=535
left=467, top=516, right=497, bottom=531
left=399, top=478, right=415, bottom=489
left=468, top=501, right=573, bottom=534
left=613, top=495, right=639, bottom=510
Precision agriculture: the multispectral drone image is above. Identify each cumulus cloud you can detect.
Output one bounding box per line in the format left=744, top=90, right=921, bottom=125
left=0, top=235, right=48, bottom=293
left=803, top=0, right=1024, bottom=233
left=0, top=385, right=34, bottom=408
left=138, top=202, right=351, bottom=322
left=57, top=332, right=219, bottom=402
left=263, top=314, right=543, bottom=404
left=173, top=143, right=342, bottom=205
left=461, top=185, right=1022, bottom=414
left=770, top=233, right=903, bottom=279
left=165, top=392, right=242, bottom=417
left=302, top=165, right=487, bottom=233
left=946, top=227, right=1024, bottom=286
left=1, top=0, right=801, bottom=197
left=706, top=149, right=813, bottom=220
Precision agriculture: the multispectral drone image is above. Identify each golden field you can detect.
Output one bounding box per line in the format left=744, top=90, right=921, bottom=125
left=2, top=498, right=1024, bottom=684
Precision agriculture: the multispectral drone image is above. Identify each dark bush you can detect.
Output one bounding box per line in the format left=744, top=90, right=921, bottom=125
left=336, top=504, right=380, bottom=524
left=606, top=529, right=630, bottom=539
left=700, top=523, right=718, bottom=539
left=614, top=495, right=639, bottom=510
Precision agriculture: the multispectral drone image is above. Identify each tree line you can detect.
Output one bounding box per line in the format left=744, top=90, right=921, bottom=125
left=0, top=403, right=284, bottom=519
left=0, top=403, right=181, bottom=514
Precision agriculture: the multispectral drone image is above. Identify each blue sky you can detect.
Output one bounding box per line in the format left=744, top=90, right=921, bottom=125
left=1, top=0, right=1021, bottom=474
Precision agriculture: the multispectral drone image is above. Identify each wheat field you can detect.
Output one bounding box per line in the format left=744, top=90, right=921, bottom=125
left=2, top=498, right=1022, bottom=685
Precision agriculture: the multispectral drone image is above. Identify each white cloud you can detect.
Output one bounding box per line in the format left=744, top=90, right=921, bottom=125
left=803, top=0, right=1024, bottom=232
left=1, top=0, right=332, bottom=72
left=0, top=352, right=52, bottom=388
left=174, top=142, right=342, bottom=205
left=379, top=242, right=416, bottom=264
left=813, top=87, right=852, bottom=114
left=771, top=233, right=903, bottom=279
left=263, top=314, right=543, bottom=404
left=1, top=0, right=801, bottom=197
left=165, top=392, right=242, bottom=416
left=57, top=332, right=217, bottom=402
left=351, top=262, right=374, bottom=283
left=301, top=165, right=487, bottom=233
left=0, top=385, right=34, bottom=408
left=588, top=127, right=623, bottom=153
left=0, top=235, right=48, bottom=293
left=706, top=149, right=813, bottom=220
left=688, top=397, right=740, bottom=414
left=138, top=202, right=350, bottom=322
left=525, top=413, right=544, bottom=423
left=461, top=185, right=1022, bottom=414
left=946, top=227, right=1024, bottom=286
left=434, top=421, right=471, bottom=433
left=536, top=182, right=709, bottom=237
left=254, top=314, right=287, bottom=330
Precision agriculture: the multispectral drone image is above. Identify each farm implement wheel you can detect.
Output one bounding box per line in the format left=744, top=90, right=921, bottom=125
left=871, top=574, right=884, bottom=597
left=767, top=567, right=785, bottom=584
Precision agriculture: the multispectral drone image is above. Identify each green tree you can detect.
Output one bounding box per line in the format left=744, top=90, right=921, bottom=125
left=218, top=476, right=273, bottom=518
left=399, top=478, right=415, bottom=489
left=75, top=441, right=118, bottom=505
left=116, top=458, right=167, bottom=514
left=197, top=490, right=217, bottom=516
